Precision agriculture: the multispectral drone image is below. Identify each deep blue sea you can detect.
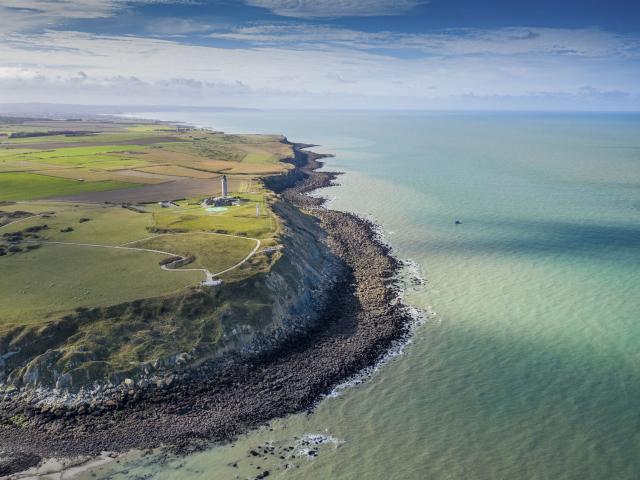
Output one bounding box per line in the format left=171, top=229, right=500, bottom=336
left=91, top=111, right=640, bottom=479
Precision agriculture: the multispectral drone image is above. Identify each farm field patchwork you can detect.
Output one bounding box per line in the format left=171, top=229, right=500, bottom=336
left=0, top=120, right=293, bottom=202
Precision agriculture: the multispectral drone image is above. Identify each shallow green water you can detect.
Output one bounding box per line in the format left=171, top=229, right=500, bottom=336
left=94, top=111, right=640, bottom=479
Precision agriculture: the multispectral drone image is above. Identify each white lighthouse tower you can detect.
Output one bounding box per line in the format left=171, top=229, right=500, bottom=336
left=221, top=175, right=228, bottom=197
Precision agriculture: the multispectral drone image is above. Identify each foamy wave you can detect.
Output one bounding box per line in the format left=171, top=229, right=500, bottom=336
left=301, top=173, right=436, bottom=404
left=326, top=303, right=430, bottom=399
left=318, top=211, right=437, bottom=399
left=401, top=258, right=426, bottom=287
left=293, top=433, right=343, bottom=459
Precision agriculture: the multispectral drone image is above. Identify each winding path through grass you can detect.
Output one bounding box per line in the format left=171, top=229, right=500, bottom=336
left=122, top=232, right=262, bottom=281
left=0, top=215, right=38, bottom=229
left=27, top=232, right=261, bottom=284
left=2, top=214, right=263, bottom=282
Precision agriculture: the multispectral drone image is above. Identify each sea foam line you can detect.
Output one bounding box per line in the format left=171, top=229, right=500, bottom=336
left=325, top=241, right=434, bottom=399
left=319, top=200, right=434, bottom=399
left=325, top=300, right=431, bottom=399
left=298, top=148, right=434, bottom=401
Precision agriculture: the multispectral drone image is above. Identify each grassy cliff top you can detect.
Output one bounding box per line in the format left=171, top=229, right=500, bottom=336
left=0, top=118, right=292, bottom=387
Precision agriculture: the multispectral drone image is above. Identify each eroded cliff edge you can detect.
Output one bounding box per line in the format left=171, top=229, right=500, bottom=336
left=0, top=197, right=344, bottom=395
left=0, top=143, right=415, bottom=474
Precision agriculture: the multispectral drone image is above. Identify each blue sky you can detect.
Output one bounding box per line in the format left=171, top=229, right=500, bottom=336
left=1, top=0, right=639, bottom=109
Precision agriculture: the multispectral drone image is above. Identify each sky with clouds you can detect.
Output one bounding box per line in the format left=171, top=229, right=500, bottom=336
left=1, top=0, right=639, bottom=110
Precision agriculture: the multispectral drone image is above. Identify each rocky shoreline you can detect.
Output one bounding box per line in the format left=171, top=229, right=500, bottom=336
left=0, top=143, right=416, bottom=476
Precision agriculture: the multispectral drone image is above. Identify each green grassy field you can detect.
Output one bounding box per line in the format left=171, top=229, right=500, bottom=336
left=0, top=244, right=201, bottom=327
left=0, top=196, right=279, bottom=328
left=1, top=131, right=177, bottom=145
left=133, top=233, right=256, bottom=274
left=151, top=194, right=277, bottom=238
left=243, top=151, right=278, bottom=164
left=18, top=145, right=148, bottom=159
left=0, top=172, right=139, bottom=201
left=0, top=148, right=35, bottom=157
left=0, top=202, right=153, bottom=244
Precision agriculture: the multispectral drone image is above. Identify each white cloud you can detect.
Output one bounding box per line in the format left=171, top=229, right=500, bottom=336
left=209, top=24, right=640, bottom=58
left=147, top=18, right=216, bottom=35
left=0, top=1, right=635, bottom=110
left=243, top=0, right=424, bottom=18
left=0, top=29, right=638, bottom=109
left=0, top=0, right=192, bottom=33
left=0, top=67, right=250, bottom=99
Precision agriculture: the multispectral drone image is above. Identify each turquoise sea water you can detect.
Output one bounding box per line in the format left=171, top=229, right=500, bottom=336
left=91, top=111, right=640, bottom=479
